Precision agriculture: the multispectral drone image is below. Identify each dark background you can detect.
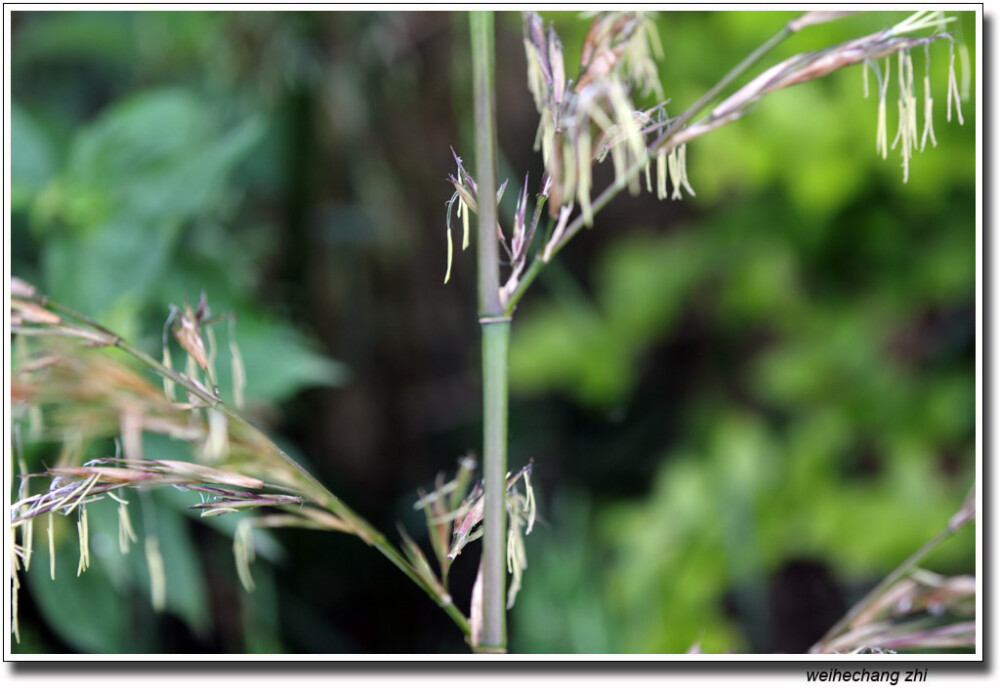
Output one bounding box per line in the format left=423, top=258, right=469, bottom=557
left=9, top=10, right=977, bottom=654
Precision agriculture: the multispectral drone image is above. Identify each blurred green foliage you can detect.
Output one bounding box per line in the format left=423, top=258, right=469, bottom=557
left=10, top=10, right=976, bottom=654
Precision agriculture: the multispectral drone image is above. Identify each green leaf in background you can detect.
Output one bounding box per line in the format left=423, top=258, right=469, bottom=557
left=239, top=562, right=284, bottom=654
left=510, top=233, right=707, bottom=409
left=25, top=88, right=263, bottom=322
left=596, top=232, right=707, bottom=345
left=12, top=103, right=58, bottom=209
left=509, top=493, right=616, bottom=654
left=43, top=216, right=177, bottom=330
left=509, top=299, right=634, bottom=408
left=63, top=89, right=264, bottom=225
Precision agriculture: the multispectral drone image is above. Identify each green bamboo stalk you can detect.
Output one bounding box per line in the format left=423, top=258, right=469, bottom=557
left=478, top=320, right=509, bottom=652
left=470, top=10, right=509, bottom=653
left=471, top=11, right=502, bottom=319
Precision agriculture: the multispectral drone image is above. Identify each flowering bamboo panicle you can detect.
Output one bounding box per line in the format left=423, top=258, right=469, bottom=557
left=505, top=10, right=967, bottom=316
left=504, top=464, right=536, bottom=609
left=814, top=568, right=975, bottom=654
left=710, top=12, right=961, bottom=182
left=407, top=457, right=536, bottom=618
left=444, top=148, right=513, bottom=284
left=809, top=484, right=976, bottom=654
left=522, top=11, right=673, bottom=221
left=447, top=466, right=535, bottom=559
left=11, top=276, right=40, bottom=299
left=9, top=456, right=319, bottom=533
left=667, top=143, right=696, bottom=200
left=11, top=299, right=61, bottom=325
left=171, top=295, right=209, bottom=372
left=9, top=280, right=476, bottom=642
left=529, top=8, right=909, bottom=306
left=163, top=292, right=245, bottom=405
left=465, top=11, right=684, bottom=313
left=470, top=10, right=901, bottom=313
left=576, top=12, right=663, bottom=98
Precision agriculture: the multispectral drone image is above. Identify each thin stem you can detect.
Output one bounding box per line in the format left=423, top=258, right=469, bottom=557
left=503, top=255, right=546, bottom=316
left=661, top=21, right=795, bottom=143
left=369, top=536, right=471, bottom=636
left=471, top=9, right=508, bottom=653
left=480, top=320, right=509, bottom=651
left=33, top=297, right=471, bottom=638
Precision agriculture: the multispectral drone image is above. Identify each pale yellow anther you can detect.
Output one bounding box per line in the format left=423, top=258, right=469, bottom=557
left=921, top=74, right=937, bottom=150
left=444, top=208, right=454, bottom=285
left=657, top=148, right=668, bottom=201
left=146, top=536, right=167, bottom=611
left=461, top=200, right=470, bottom=251
left=947, top=44, right=964, bottom=125
left=48, top=513, right=55, bottom=580
left=578, top=128, right=593, bottom=225
left=76, top=507, right=90, bottom=576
